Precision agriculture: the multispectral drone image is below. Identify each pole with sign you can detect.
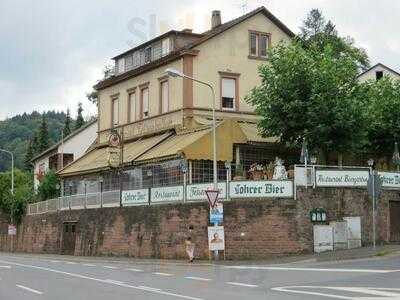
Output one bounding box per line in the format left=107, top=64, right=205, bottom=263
left=206, top=189, right=221, bottom=260
left=367, top=170, right=383, bottom=249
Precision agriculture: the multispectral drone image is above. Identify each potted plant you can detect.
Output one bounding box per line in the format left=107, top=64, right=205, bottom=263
left=233, top=163, right=246, bottom=181
left=249, top=163, right=264, bottom=180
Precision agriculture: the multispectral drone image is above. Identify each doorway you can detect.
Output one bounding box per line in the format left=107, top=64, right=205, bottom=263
left=389, top=201, right=400, bottom=242
left=62, top=222, right=77, bottom=255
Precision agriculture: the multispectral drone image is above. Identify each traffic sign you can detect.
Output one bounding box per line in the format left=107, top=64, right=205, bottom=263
left=210, top=203, right=223, bottom=225
left=205, top=189, right=220, bottom=208
left=8, top=224, right=16, bottom=236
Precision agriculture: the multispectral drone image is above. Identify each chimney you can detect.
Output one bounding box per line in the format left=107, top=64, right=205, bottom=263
left=211, top=10, right=222, bottom=29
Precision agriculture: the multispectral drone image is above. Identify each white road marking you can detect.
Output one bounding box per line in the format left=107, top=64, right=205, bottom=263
left=185, top=276, right=211, bottom=282
left=16, top=284, right=43, bottom=295
left=271, top=286, right=400, bottom=299
left=226, top=282, right=258, bottom=288
left=105, top=279, right=125, bottom=284
left=138, top=286, right=162, bottom=292
left=65, top=261, right=77, bottom=265
left=49, top=260, right=60, bottom=263
left=103, top=266, right=118, bottom=270
left=225, top=266, right=400, bottom=273
left=125, top=268, right=143, bottom=272
left=0, top=260, right=203, bottom=300
left=154, top=272, right=173, bottom=276
left=0, top=265, right=11, bottom=269
left=83, top=263, right=96, bottom=267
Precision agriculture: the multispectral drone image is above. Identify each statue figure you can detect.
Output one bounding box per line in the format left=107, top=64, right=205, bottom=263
left=273, top=157, right=288, bottom=180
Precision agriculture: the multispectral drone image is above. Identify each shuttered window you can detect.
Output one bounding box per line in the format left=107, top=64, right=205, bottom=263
left=160, top=81, right=169, bottom=114
left=221, top=78, right=236, bottom=110
left=112, top=98, right=119, bottom=126
left=142, top=88, right=149, bottom=118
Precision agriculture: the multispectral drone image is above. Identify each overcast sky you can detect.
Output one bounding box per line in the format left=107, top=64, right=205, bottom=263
left=1, top=0, right=399, bottom=120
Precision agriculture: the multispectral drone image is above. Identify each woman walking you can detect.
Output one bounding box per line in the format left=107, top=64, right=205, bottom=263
left=185, top=237, right=195, bottom=263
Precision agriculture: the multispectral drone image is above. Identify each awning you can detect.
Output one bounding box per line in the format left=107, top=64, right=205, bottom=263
left=58, top=132, right=171, bottom=177
left=238, top=122, right=279, bottom=143
left=135, top=119, right=247, bottom=163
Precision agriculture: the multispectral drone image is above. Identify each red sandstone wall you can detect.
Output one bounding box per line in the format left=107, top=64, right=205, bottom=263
left=0, top=188, right=399, bottom=260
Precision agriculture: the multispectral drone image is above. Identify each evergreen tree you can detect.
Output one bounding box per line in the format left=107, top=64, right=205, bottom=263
left=38, top=115, right=50, bottom=152
left=24, top=140, right=34, bottom=170
left=63, top=109, right=72, bottom=137
left=31, top=133, right=40, bottom=155
left=75, top=102, right=85, bottom=130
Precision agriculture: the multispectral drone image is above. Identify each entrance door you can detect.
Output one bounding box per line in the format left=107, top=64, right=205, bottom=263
left=62, top=222, right=77, bottom=255
left=390, top=201, right=400, bottom=242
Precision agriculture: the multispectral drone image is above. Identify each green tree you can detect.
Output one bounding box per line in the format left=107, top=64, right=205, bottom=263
left=75, top=102, right=85, bottom=130
left=37, top=170, right=60, bottom=201
left=362, top=77, right=400, bottom=155
left=0, top=169, right=33, bottom=223
left=63, top=109, right=72, bottom=137
left=38, top=114, right=50, bottom=153
left=298, top=9, right=369, bottom=69
left=246, top=41, right=367, bottom=161
left=24, top=140, right=34, bottom=170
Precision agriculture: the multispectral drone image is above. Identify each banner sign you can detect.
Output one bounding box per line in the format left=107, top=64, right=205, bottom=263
left=210, top=203, right=223, bottom=225
left=229, top=180, right=293, bottom=198
left=208, top=226, right=225, bottom=251
left=8, top=224, right=16, bottom=236
left=315, top=170, right=369, bottom=187
left=187, top=183, right=226, bottom=201
left=122, top=189, right=149, bottom=205
left=151, top=186, right=184, bottom=203
left=378, top=172, right=400, bottom=189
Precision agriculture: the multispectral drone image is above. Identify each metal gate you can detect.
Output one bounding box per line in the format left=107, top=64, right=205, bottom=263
left=390, top=201, right=400, bottom=242
left=62, top=222, right=77, bottom=255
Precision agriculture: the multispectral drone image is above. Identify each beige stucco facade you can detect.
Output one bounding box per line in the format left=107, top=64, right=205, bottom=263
left=192, top=13, right=291, bottom=112
left=96, top=10, right=292, bottom=143
left=358, top=63, right=400, bottom=82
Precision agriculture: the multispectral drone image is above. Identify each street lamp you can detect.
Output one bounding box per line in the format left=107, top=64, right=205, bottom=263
left=0, top=149, right=14, bottom=195
left=166, top=68, right=218, bottom=190
left=393, top=142, right=400, bottom=171
left=367, top=158, right=376, bottom=248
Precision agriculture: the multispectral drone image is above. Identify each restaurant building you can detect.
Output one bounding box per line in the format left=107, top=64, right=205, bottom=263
left=58, top=7, right=296, bottom=196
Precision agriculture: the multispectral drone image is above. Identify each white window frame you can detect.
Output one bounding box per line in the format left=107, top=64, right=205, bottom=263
left=160, top=80, right=169, bottom=114
left=112, top=98, right=119, bottom=127
left=221, top=77, right=236, bottom=111
left=141, top=87, right=149, bottom=119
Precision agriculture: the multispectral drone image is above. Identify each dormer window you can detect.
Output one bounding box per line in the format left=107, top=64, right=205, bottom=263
left=144, top=47, right=152, bottom=63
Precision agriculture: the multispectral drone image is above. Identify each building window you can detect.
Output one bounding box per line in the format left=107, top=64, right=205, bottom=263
left=249, top=31, right=270, bottom=59
left=162, top=38, right=170, bottom=56
left=112, top=98, right=119, bottom=127
left=160, top=80, right=169, bottom=114
left=376, top=71, right=383, bottom=80
left=220, top=75, right=238, bottom=111
left=125, top=54, right=133, bottom=71
left=250, top=32, right=258, bottom=56
left=144, top=47, right=152, bottom=63
left=128, top=91, right=139, bottom=123
left=117, top=58, right=125, bottom=74
left=141, top=87, right=149, bottom=118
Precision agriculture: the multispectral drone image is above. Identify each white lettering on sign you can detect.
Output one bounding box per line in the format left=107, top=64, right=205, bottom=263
left=316, top=170, right=369, bottom=187
left=378, top=172, right=400, bottom=189
left=187, top=183, right=227, bottom=201
left=151, top=186, right=183, bottom=202
left=122, top=189, right=149, bottom=206
left=229, top=181, right=293, bottom=198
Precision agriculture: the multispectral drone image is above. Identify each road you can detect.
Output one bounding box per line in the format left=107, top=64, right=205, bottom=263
left=0, top=252, right=400, bottom=299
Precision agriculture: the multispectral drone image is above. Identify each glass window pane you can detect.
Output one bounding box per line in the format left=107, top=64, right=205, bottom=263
left=221, top=78, right=235, bottom=110
left=142, top=88, right=149, bottom=118
left=250, top=33, right=258, bottom=56
left=161, top=81, right=169, bottom=114
left=112, top=99, right=119, bottom=126
left=260, top=35, right=268, bottom=57
left=129, top=93, right=136, bottom=122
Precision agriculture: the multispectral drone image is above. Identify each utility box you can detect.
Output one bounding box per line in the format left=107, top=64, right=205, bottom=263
left=331, top=221, right=348, bottom=250
left=313, top=225, right=334, bottom=253
left=344, top=217, right=362, bottom=249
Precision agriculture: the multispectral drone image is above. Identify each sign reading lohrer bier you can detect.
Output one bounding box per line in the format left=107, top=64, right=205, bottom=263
left=229, top=181, right=293, bottom=198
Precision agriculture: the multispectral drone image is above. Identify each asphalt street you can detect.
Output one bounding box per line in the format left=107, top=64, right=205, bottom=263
left=0, top=252, right=399, bottom=299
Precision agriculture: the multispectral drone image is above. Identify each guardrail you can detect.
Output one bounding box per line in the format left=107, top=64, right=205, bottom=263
left=27, top=179, right=294, bottom=215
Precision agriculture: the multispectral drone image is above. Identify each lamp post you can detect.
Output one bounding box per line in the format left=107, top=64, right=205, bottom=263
left=367, top=158, right=376, bottom=248
left=166, top=68, right=218, bottom=190
left=393, top=142, right=400, bottom=172
left=300, top=138, right=310, bottom=188
left=0, top=149, right=14, bottom=195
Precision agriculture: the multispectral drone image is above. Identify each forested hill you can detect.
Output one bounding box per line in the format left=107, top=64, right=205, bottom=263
left=0, top=111, right=70, bottom=172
